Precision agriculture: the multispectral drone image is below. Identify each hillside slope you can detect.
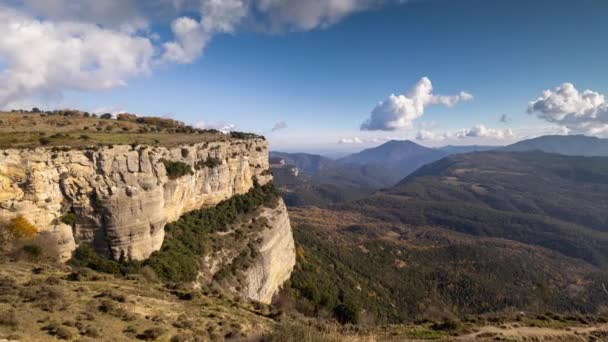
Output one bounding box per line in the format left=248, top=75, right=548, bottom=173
left=501, top=135, right=608, bottom=156
left=286, top=151, right=608, bottom=323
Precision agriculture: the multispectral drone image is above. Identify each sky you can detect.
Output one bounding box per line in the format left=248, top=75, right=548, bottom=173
left=1, top=0, right=608, bottom=154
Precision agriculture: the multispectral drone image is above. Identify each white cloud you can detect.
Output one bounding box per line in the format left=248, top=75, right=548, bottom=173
left=1, top=1, right=406, bottom=108
left=528, top=82, right=608, bottom=136
left=338, top=137, right=364, bottom=144
left=416, top=129, right=446, bottom=141
left=337, top=135, right=403, bottom=144
left=253, top=0, right=377, bottom=31
left=271, top=121, right=288, bottom=132
left=455, top=124, right=515, bottom=139
left=416, top=125, right=515, bottom=142
left=162, top=17, right=210, bottom=63
left=0, top=6, right=155, bottom=108
left=194, top=120, right=236, bottom=133
left=15, top=0, right=149, bottom=32
left=361, top=77, right=473, bottom=131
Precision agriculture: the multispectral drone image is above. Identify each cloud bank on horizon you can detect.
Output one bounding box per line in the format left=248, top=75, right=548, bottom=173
left=0, top=0, right=399, bottom=108
left=361, top=77, right=473, bottom=131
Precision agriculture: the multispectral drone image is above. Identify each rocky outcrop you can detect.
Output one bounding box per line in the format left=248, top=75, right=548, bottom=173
left=240, top=200, right=295, bottom=303
left=0, top=139, right=272, bottom=261
left=195, top=199, right=296, bottom=304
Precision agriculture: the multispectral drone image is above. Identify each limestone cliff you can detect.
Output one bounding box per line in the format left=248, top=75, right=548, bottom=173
left=240, top=200, right=295, bottom=303
left=194, top=199, right=296, bottom=304
left=0, top=139, right=273, bottom=261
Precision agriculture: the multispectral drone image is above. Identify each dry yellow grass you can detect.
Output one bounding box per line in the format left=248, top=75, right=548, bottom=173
left=0, top=111, right=227, bottom=148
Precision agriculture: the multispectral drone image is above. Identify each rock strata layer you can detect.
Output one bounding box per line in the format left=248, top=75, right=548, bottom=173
left=0, top=139, right=272, bottom=261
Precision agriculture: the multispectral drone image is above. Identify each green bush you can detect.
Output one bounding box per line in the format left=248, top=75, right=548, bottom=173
left=333, top=302, right=359, bottom=325
left=195, top=157, right=222, bottom=170
left=60, top=213, right=78, bottom=227
left=21, top=244, right=42, bottom=259
left=69, top=244, right=120, bottom=274
left=39, top=137, right=51, bottom=145
left=162, top=160, right=193, bottom=179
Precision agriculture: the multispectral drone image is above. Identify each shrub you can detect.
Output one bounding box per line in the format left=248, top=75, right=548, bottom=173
left=2, top=215, right=38, bottom=239
left=39, top=137, right=52, bottom=145
left=117, top=113, right=137, bottom=122
left=60, top=213, right=78, bottom=227
left=162, top=160, right=193, bottom=180
left=0, top=309, right=18, bottom=328
left=100, top=113, right=112, bottom=119
left=69, top=244, right=120, bottom=274
left=431, top=318, right=462, bottom=331
left=43, top=322, right=73, bottom=340
left=230, top=131, right=264, bottom=140
left=333, top=302, right=359, bottom=325
left=137, top=327, right=166, bottom=341
left=195, top=157, right=222, bottom=170
left=21, top=244, right=42, bottom=259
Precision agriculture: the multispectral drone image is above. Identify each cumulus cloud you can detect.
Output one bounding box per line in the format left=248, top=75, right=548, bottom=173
left=456, top=124, right=514, bottom=139
left=416, top=125, right=515, bottom=142
left=361, top=77, right=473, bottom=131
left=338, top=137, right=364, bottom=144
left=253, top=0, right=378, bottom=32
left=528, top=82, right=608, bottom=136
left=194, top=120, right=236, bottom=133
left=338, top=136, right=401, bottom=144
left=13, top=0, right=149, bottom=32
left=0, top=6, right=154, bottom=108
left=416, top=129, right=445, bottom=141
left=1, top=0, right=405, bottom=108
left=271, top=121, right=288, bottom=132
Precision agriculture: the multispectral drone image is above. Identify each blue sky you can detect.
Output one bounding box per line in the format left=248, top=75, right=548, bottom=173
left=2, top=0, right=608, bottom=153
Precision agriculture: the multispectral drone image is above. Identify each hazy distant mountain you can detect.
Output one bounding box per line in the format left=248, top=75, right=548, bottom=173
left=339, top=140, right=446, bottom=165
left=501, top=135, right=608, bottom=156
left=438, top=145, right=499, bottom=154
left=269, top=151, right=335, bottom=174
left=335, top=140, right=448, bottom=185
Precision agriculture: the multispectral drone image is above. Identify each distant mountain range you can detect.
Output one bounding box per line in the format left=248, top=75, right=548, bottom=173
left=501, top=134, right=608, bottom=156
left=438, top=144, right=498, bottom=154
left=271, top=135, right=608, bottom=206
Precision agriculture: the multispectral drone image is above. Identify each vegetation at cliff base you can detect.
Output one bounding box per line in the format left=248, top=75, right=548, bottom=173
left=68, top=181, right=280, bottom=284
left=147, top=181, right=279, bottom=283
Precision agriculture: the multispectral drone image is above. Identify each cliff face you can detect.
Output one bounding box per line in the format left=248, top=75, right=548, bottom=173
left=240, top=200, right=295, bottom=303
left=0, top=139, right=273, bottom=261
